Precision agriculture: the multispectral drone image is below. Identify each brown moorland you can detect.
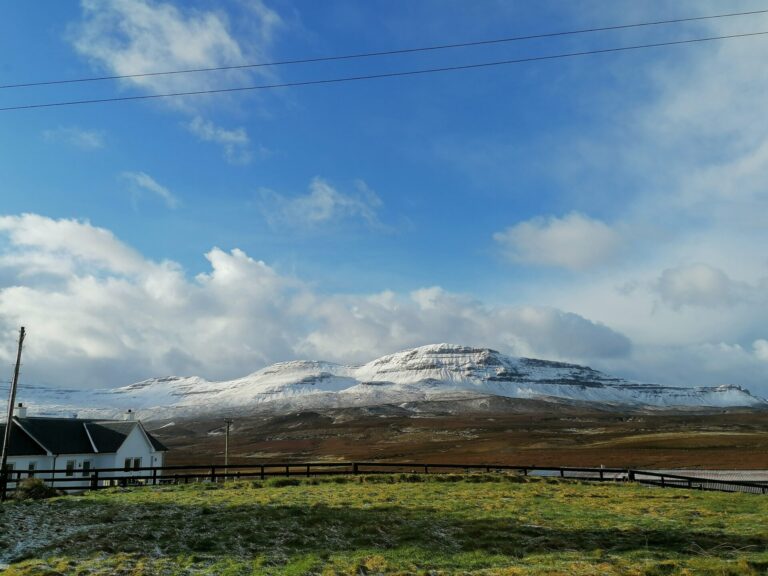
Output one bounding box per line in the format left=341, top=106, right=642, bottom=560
left=149, top=398, right=768, bottom=469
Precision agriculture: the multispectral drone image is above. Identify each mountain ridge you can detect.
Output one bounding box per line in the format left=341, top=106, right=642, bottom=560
left=10, top=344, right=766, bottom=420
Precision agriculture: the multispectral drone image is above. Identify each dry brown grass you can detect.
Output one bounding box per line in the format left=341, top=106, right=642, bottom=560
left=150, top=403, right=768, bottom=469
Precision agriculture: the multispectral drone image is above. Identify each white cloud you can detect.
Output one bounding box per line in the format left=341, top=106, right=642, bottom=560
left=121, top=171, right=180, bottom=209
left=71, top=0, right=275, bottom=98
left=655, top=263, right=744, bottom=309
left=260, top=178, right=383, bottom=228
left=0, top=214, right=630, bottom=388
left=186, top=116, right=253, bottom=165
left=70, top=0, right=281, bottom=156
left=753, top=339, right=768, bottom=362
left=0, top=214, right=146, bottom=276
left=494, top=212, right=621, bottom=271
left=42, top=126, right=105, bottom=149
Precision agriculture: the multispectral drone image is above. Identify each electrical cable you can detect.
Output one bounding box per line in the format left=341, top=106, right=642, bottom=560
left=1, top=8, right=767, bottom=90
left=1, top=30, right=766, bottom=112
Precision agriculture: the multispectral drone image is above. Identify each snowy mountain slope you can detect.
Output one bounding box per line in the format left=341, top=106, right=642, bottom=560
left=10, top=344, right=766, bottom=420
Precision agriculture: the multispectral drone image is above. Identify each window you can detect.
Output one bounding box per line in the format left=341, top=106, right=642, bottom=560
left=132, top=457, right=142, bottom=470
left=65, top=460, right=75, bottom=477
left=27, top=462, right=36, bottom=478
left=124, top=458, right=131, bottom=472
left=82, top=460, right=92, bottom=477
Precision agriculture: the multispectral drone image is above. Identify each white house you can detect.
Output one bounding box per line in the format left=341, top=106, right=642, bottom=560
left=1, top=405, right=167, bottom=490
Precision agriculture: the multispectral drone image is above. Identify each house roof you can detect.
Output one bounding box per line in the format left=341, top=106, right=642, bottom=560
left=7, top=417, right=167, bottom=456
left=18, top=417, right=94, bottom=454
left=85, top=421, right=137, bottom=453
left=0, top=421, right=47, bottom=456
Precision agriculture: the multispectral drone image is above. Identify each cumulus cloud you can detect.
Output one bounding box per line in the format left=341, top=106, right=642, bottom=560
left=42, top=126, right=105, bottom=149
left=298, top=286, right=630, bottom=363
left=0, top=214, right=630, bottom=388
left=260, top=178, right=384, bottom=228
left=494, top=212, right=621, bottom=271
left=186, top=116, right=254, bottom=165
left=121, top=171, right=180, bottom=209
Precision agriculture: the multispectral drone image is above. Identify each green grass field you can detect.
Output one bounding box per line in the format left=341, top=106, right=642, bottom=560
left=1, top=474, right=767, bottom=575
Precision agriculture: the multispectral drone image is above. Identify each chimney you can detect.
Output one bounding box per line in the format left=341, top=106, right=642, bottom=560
left=16, top=402, right=27, bottom=418
left=124, top=409, right=135, bottom=421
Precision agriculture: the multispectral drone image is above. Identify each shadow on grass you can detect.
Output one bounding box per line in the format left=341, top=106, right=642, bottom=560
left=19, top=499, right=765, bottom=564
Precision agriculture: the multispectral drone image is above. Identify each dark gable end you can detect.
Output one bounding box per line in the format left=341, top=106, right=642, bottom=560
left=0, top=421, right=47, bottom=456
left=141, top=425, right=169, bottom=452
left=85, top=421, right=136, bottom=453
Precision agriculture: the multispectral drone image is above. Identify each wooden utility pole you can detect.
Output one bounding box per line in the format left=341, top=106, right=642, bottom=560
left=224, top=418, right=233, bottom=469
left=1, top=326, right=26, bottom=501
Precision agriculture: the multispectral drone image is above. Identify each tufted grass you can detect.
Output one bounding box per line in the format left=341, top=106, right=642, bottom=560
left=1, top=473, right=767, bottom=575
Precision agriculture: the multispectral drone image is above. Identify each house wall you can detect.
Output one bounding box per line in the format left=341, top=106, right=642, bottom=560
left=112, top=425, right=157, bottom=475
left=5, top=454, right=97, bottom=489
left=5, top=455, right=54, bottom=482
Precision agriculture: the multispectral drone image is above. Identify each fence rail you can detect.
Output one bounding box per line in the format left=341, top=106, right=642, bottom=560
left=2, top=462, right=767, bottom=497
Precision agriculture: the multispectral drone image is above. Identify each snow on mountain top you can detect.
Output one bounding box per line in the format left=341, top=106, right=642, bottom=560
left=12, top=344, right=767, bottom=420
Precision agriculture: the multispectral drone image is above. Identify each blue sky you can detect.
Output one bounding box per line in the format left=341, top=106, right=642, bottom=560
left=2, top=1, right=768, bottom=396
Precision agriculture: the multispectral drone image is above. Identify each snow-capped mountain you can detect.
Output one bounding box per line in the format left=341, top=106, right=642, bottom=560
left=11, top=344, right=766, bottom=420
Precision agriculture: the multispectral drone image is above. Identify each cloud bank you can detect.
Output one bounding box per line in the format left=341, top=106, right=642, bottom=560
left=0, top=214, right=629, bottom=389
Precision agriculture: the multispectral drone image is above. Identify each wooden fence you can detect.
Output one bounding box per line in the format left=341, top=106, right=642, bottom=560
left=2, top=462, right=767, bottom=498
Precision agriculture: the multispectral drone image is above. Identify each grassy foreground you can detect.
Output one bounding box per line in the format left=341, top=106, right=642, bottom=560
left=1, top=474, right=767, bottom=575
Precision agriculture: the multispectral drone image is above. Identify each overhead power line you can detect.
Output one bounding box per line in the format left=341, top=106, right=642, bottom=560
left=1, top=30, right=767, bottom=112
left=1, top=8, right=767, bottom=90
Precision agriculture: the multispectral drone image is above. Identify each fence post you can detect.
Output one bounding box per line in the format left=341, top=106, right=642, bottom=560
left=260, top=465, right=265, bottom=480
left=353, top=463, right=359, bottom=475
left=424, top=465, right=428, bottom=475
left=210, top=466, right=216, bottom=483
left=285, top=465, right=290, bottom=477
left=560, top=469, right=565, bottom=478
left=306, top=464, right=310, bottom=478
left=91, top=470, right=99, bottom=490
